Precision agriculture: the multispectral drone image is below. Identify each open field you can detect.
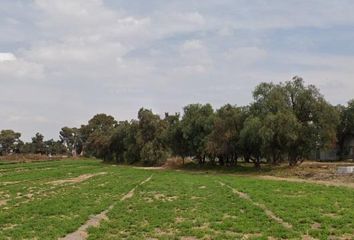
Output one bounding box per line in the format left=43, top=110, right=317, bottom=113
left=1, top=160, right=354, bottom=240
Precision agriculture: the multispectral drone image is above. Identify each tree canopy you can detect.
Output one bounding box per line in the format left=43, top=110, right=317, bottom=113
left=0, top=77, right=350, bottom=168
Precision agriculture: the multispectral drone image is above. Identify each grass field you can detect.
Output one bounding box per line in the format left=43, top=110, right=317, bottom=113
left=1, top=159, right=354, bottom=240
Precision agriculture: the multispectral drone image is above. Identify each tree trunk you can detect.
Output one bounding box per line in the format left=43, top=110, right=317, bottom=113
left=219, top=155, right=224, bottom=166
left=254, top=157, right=261, bottom=169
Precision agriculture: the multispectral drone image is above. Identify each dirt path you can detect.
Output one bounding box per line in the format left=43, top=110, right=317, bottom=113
left=59, top=175, right=153, bottom=240
left=218, top=181, right=293, bottom=229
left=0, top=181, right=22, bottom=186
left=49, top=172, right=107, bottom=185
left=133, top=167, right=164, bottom=170
left=121, top=175, right=153, bottom=200
left=254, top=175, right=354, bottom=189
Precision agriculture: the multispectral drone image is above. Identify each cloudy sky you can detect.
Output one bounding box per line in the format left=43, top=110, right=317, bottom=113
left=1, top=0, right=354, bottom=141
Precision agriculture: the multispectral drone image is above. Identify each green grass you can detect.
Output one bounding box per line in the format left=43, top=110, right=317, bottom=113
left=0, top=159, right=353, bottom=240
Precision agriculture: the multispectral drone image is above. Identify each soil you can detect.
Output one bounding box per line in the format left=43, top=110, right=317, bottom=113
left=49, top=172, right=107, bottom=185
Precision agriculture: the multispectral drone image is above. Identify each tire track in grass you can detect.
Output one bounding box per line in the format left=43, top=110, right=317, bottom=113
left=218, top=181, right=293, bottom=230
left=59, top=175, right=153, bottom=240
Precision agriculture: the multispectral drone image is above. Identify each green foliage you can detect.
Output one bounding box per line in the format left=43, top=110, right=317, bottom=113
left=82, top=114, right=117, bottom=159
left=59, top=127, right=82, bottom=155
left=108, top=109, right=169, bottom=165
left=164, top=113, right=189, bottom=162
left=31, top=133, right=46, bottom=154
left=337, top=99, right=354, bottom=158
left=1, top=76, right=345, bottom=167
left=44, top=139, right=67, bottom=155
left=206, top=104, right=247, bottom=165
left=239, top=116, right=263, bottom=167
left=0, top=129, right=21, bottom=155
left=250, top=76, right=339, bottom=165
left=259, top=111, right=300, bottom=164
left=181, top=103, right=214, bottom=163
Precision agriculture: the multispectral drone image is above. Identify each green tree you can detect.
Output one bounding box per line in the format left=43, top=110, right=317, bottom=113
left=251, top=76, right=339, bottom=165
left=109, top=121, right=130, bottom=163
left=31, top=133, right=46, bottom=154
left=239, top=117, right=263, bottom=168
left=337, top=100, right=354, bottom=159
left=59, top=127, right=82, bottom=156
left=206, top=104, right=247, bottom=166
left=82, top=114, right=117, bottom=160
left=123, top=120, right=141, bottom=164
left=164, top=113, right=189, bottom=164
left=44, top=139, right=67, bottom=155
left=181, top=104, right=214, bottom=164
left=136, top=108, right=168, bottom=165
left=284, top=77, right=338, bottom=165
left=0, top=129, right=21, bottom=155
left=259, top=111, right=300, bottom=164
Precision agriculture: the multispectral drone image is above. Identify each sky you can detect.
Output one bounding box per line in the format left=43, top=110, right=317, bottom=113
left=1, top=0, right=354, bottom=141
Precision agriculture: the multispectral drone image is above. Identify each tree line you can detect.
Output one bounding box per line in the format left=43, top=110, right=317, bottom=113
left=1, top=77, right=354, bottom=168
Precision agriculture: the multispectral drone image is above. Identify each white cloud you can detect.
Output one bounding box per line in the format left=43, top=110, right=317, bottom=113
left=177, top=40, right=213, bottom=75
left=181, top=40, right=204, bottom=51
left=0, top=52, right=16, bottom=62
left=0, top=58, right=44, bottom=82
left=1, top=0, right=354, bottom=140
left=225, top=47, right=267, bottom=65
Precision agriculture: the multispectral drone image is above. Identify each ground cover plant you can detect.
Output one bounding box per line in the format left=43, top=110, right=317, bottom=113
left=1, top=159, right=354, bottom=240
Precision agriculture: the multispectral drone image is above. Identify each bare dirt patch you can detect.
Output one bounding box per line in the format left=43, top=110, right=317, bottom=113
left=121, top=175, right=153, bottom=201
left=154, top=227, right=176, bottom=237
left=49, top=172, right=107, bottom=185
left=0, top=199, right=8, bottom=206
left=256, top=175, right=354, bottom=189
left=266, top=161, right=354, bottom=184
left=152, top=193, right=178, bottom=202
left=311, top=222, right=321, bottom=230
left=301, top=235, right=317, bottom=240
left=328, top=233, right=354, bottom=240
left=242, top=233, right=263, bottom=239
left=0, top=181, right=21, bottom=186
left=175, top=217, right=184, bottom=223
left=2, top=224, right=17, bottom=230
left=134, top=167, right=164, bottom=170
left=180, top=236, right=198, bottom=240
left=218, top=181, right=293, bottom=229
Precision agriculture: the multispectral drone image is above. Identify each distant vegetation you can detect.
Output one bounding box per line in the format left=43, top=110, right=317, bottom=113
left=1, top=76, right=354, bottom=167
